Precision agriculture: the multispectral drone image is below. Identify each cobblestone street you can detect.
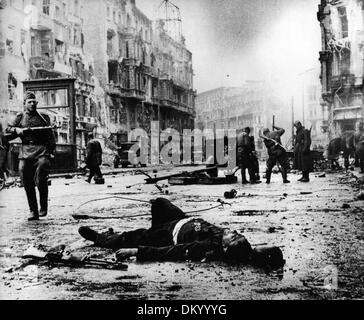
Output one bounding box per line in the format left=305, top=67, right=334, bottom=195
left=1, top=165, right=363, bottom=300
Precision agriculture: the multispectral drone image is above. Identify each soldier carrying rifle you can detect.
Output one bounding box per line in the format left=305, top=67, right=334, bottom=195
left=6, top=91, right=56, bottom=221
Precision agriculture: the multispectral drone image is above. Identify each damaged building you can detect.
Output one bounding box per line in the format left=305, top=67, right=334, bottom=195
left=1, top=0, right=195, bottom=160
left=0, top=0, right=102, bottom=153
left=317, top=0, right=364, bottom=138
left=195, top=81, right=286, bottom=158
left=82, top=0, right=195, bottom=144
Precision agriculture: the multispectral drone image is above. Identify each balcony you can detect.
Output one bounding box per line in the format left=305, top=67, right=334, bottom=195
left=105, top=84, right=145, bottom=100
left=330, top=74, right=356, bottom=89
left=160, top=98, right=194, bottom=115
left=125, top=88, right=145, bottom=100
left=30, top=56, right=55, bottom=71
left=30, top=12, right=53, bottom=31
left=120, top=26, right=136, bottom=36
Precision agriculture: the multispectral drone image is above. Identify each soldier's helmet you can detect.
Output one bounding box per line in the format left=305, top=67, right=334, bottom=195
left=294, top=121, right=302, bottom=127
left=262, top=128, right=270, bottom=135
left=24, top=91, right=36, bottom=101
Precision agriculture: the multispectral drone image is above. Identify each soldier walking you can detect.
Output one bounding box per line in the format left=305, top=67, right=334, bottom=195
left=85, top=132, right=103, bottom=183
left=6, top=91, right=56, bottom=221
left=294, top=121, right=312, bottom=182
left=261, top=125, right=290, bottom=184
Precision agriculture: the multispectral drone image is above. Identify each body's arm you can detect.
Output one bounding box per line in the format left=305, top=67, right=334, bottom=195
left=116, top=241, right=218, bottom=262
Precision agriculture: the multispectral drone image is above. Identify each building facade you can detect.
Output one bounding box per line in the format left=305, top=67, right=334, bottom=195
left=0, top=0, right=101, bottom=152
left=317, top=0, right=364, bottom=139
left=195, top=82, right=287, bottom=156
left=302, top=68, right=329, bottom=148
left=0, top=0, right=195, bottom=150
left=82, top=0, right=195, bottom=145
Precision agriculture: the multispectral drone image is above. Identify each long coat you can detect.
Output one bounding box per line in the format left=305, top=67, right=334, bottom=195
left=86, top=139, right=102, bottom=167
left=294, top=127, right=312, bottom=171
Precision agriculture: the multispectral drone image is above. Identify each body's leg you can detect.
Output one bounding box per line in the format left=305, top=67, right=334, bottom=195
left=79, top=227, right=173, bottom=250
left=151, top=198, right=186, bottom=227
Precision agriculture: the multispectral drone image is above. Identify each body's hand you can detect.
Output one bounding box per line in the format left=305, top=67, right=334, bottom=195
left=15, top=128, right=24, bottom=136
left=115, top=248, right=138, bottom=261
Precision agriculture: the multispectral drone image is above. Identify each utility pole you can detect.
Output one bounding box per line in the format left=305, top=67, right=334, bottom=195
left=291, top=96, right=295, bottom=148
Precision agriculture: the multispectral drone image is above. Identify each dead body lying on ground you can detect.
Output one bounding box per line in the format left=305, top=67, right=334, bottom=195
left=78, top=198, right=285, bottom=269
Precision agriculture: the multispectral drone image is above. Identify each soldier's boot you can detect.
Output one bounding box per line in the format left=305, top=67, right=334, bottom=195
left=241, top=170, right=248, bottom=184
left=249, top=170, right=261, bottom=184
left=24, top=187, right=39, bottom=221
left=281, top=168, right=290, bottom=183
left=300, top=171, right=310, bottom=182
left=38, top=182, right=49, bottom=217
left=265, top=170, right=272, bottom=184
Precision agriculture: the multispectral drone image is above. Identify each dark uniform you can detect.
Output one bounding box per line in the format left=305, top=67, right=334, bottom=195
left=248, top=134, right=260, bottom=181
left=85, top=136, right=103, bottom=183
left=263, top=127, right=290, bottom=183
left=80, top=198, right=230, bottom=262
left=237, top=131, right=257, bottom=183
left=0, top=127, right=9, bottom=176
left=294, top=125, right=312, bottom=181
left=6, top=111, right=55, bottom=218
left=78, top=198, right=285, bottom=268
left=356, top=133, right=364, bottom=173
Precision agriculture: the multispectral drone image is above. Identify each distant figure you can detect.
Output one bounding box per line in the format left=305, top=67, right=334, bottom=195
left=0, top=123, right=10, bottom=181
left=244, top=127, right=260, bottom=182
left=294, top=121, right=312, bottom=182
left=261, top=126, right=290, bottom=184
left=85, top=132, right=103, bottom=183
left=237, top=129, right=260, bottom=184
left=5, top=91, right=56, bottom=220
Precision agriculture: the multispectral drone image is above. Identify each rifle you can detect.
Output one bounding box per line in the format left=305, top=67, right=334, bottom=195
left=5, top=125, right=59, bottom=139
left=144, top=166, right=219, bottom=184
left=19, top=125, right=59, bottom=132
left=259, top=135, right=286, bottom=152
left=22, top=244, right=128, bottom=270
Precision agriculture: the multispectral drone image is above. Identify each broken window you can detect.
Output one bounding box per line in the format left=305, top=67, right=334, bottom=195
left=107, top=30, right=115, bottom=56
left=125, top=41, right=129, bottom=58
left=55, top=5, right=60, bottom=19
left=338, top=6, right=348, bottom=38
left=43, top=0, right=50, bottom=15
left=108, top=61, right=118, bottom=84
left=41, top=38, right=50, bottom=57
left=339, top=49, right=350, bottom=74
left=8, top=73, right=17, bottom=100
left=6, top=39, right=14, bottom=54
left=55, top=39, right=64, bottom=60
left=31, top=36, right=36, bottom=56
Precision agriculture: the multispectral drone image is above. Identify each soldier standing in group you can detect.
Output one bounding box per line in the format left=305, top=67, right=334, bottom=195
left=6, top=91, right=56, bottom=221
left=261, top=125, right=290, bottom=184
left=85, top=132, right=103, bottom=183
left=294, top=121, right=312, bottom=182
left=237, top=129, right=260, bottom=184
left=244, top=127, right=260, bottom=182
